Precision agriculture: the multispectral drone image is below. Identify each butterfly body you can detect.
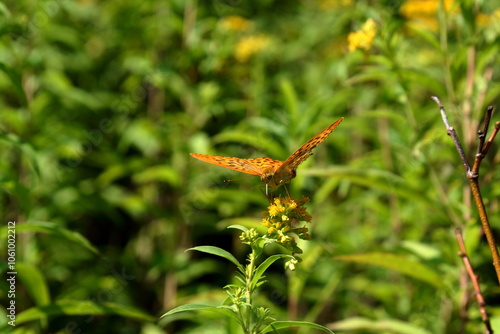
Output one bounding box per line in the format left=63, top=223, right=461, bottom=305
left=190, top=117, right=343, bottom=190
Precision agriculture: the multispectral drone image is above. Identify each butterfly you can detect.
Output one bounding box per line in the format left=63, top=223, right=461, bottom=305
left=191, top=117, right=343, bottom=193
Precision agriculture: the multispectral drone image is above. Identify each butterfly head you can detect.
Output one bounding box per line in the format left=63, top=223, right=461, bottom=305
left=260, top=168, right=296, bottom=189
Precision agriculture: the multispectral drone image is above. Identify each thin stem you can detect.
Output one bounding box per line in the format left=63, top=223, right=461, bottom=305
left=455, top=228, right=493, bottom=334
left=432, top=96, right=500, bottom=284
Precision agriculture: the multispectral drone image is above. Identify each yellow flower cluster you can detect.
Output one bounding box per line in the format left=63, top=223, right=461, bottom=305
left=347, top=18, right=377, bottom=52
left=220, top=16, right=253, bottom=32
left=235, top=34, right=271, bottom=62
left=261, top=196, right=312, bottom=252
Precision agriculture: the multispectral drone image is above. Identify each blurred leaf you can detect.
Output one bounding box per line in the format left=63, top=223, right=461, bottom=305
left=0, top=62, right=27, bottom=105
left=329, top=316, right=432, bottom=334
left=0, top=131, right=40, bottom=177
left=279, top=78, right=299, bottom=121
left=133, top=165, right=180, bottom=187
left=212, top=130, right=284, bottom=158
left=406, top=26, right=441, bottom=50
left=463, top=223, right=481, bottom=255
left=16, top=263, right=51, bottom=306
left=16, top=300, right=155, bottom=324
left=218, top=218, right=267, bottom=233
left=0, top=221, right=98, bottom=255
left=119, top=120, right=161, bottom=156
left=0, top=2, right=10, bottom=17
left=335, top=252, right=442, bottom=288
left=261, top=321, right=334, bottom=333
left=305, top=166, right=442, bottom=212
left=401, top=240, right=441, bottom=260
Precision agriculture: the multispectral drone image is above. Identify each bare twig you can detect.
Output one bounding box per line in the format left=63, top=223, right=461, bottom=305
left=477, top=119, right=500, bottom=169
left=432, top=96, right=470, bottom=172
left=432, top=96, right=500, bottom=284
left=456, top=228, right=493, bottom=334
left=476, top=106, right=493, bottom=154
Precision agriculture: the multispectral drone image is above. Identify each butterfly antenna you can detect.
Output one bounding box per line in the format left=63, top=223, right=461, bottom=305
left=222, top=175, right=254, bottom=183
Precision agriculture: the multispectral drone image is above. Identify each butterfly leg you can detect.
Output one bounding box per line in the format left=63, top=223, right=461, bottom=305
left=283, top=183, right=292, bottom=197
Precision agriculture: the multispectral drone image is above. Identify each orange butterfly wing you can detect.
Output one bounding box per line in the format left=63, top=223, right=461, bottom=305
left=190, top=117, right=343, bottom=189
left=275, top=117, right=344, bottom=176
left=190, top=153, right=282, bottom=176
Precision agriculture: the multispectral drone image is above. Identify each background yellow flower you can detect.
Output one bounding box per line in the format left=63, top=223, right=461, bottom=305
left=348, top=18, right=377, bottom=52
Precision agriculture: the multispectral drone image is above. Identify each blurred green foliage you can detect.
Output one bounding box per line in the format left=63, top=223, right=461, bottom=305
left=1, top=0, right=500, bottom=333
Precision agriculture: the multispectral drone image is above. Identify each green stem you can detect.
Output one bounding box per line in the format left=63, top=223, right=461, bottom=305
left=244, top=249, right=257, bottom=334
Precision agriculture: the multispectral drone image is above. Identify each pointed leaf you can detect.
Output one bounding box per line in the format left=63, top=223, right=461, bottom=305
left=227, top=225, right=249, bottom=232
left=251, top=255, right=291, bottom=290
left=187, top=246, right=242, bottom=269
left=0, top=221, right=98, bottom=254
left=16, top=263, right=51, bottom=306
left=159, top=304, right=238, bottom=322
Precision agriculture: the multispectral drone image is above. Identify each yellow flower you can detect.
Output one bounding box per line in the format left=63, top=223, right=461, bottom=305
left=261, top=196, right=312, bottom=253
left=347, top=18, right=377, bottom=52
left=235, top=34, right=271, bottom=62
left=476, top=9, right=500, bottom=28
left=220, top=16, right=253, bottom=32
left=400, top=0, right=456, bottom=31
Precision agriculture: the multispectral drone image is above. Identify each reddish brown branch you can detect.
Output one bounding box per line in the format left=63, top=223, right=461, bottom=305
left=432, top=96, right=500, bottom=285
left=455, top=228, right=493, bottom=334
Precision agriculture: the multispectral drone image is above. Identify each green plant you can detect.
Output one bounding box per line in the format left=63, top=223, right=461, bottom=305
left=162, top=196, right=333, bottom=334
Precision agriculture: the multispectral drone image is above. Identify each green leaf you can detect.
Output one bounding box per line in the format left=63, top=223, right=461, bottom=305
left=251, top=254, right=291, bottom=291
left=0, top=221, right=99, bottom=254
left=261, top=320, right=334, bottom=333
left=401, top=240, right=441, bottom=260
left=212, top=130, right=284, bottom=158
left=17, top=300, right=155, bottom=325
left=279, top=78, right=299, bottom=120
left=133, top=165, right=180, bottom=187
left=227, top=225, right=249, bottom=232
left=187, top=246, right=242, bottom=270
left=0, top=62, right=27, bottom=105
left=159, top=304, right=238, bottom=323
left=0, top=131, right=41, bottom=179
left=335, top=253, right=442, bottom=288
left=330, top=317, right=432, bottom=334
left=16, top=263, right=51, bottom=306
left=304, top=166, right=442, bottom=214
